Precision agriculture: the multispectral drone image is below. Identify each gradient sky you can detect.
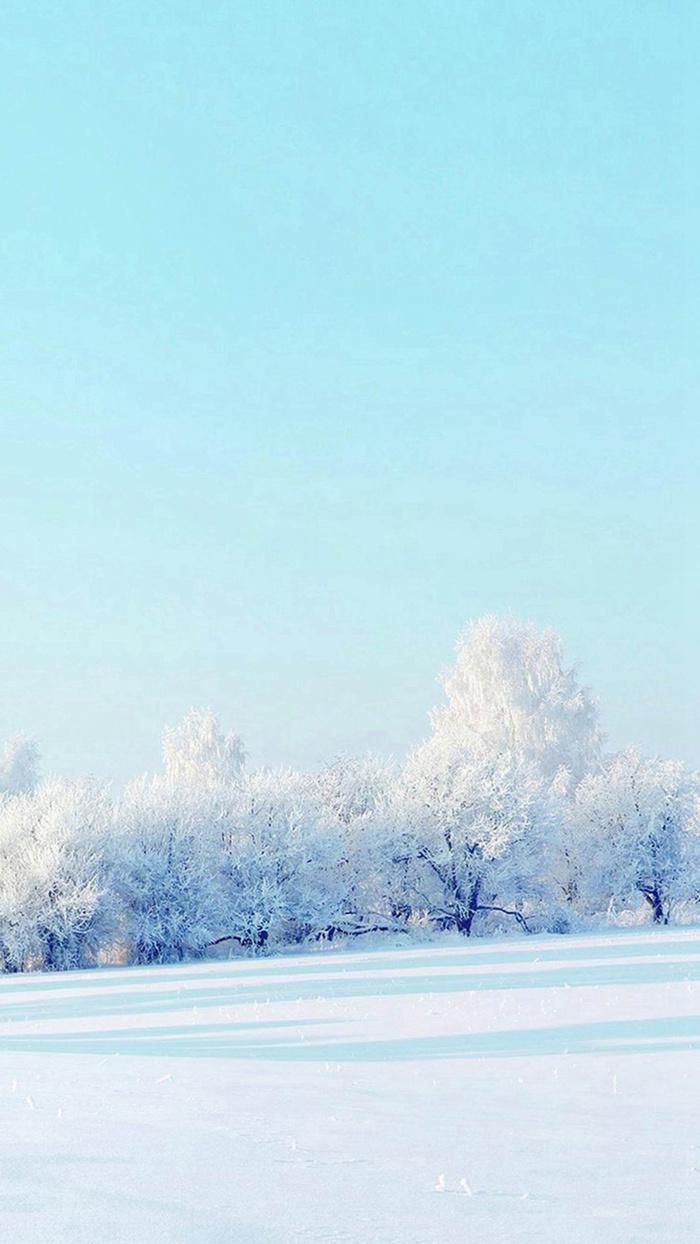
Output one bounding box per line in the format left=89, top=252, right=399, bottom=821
left=1, top=0, right=697, bottom=785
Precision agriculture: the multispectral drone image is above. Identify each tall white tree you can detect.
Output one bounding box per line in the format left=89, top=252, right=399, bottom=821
left=163, top=709, right=245, bottom=790
left=432, top=616, right=603, bottom=788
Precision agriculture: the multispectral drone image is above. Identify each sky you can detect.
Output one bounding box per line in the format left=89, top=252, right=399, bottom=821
left=1, top=0, right=697, bottom=785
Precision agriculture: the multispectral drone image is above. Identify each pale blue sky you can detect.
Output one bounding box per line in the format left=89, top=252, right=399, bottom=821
left=1, top=1, right=697, bottom=783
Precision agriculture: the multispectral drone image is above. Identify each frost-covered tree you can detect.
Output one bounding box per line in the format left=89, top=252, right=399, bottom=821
left=218, top=767, right=345, bottom=949
left=163, top=709, right=245, bottom=789
left=395, top=736, right=553, bottom=935
left=0, top=734, right=40, bottom=796
left=314, top=756, right=408, bottom=938
left=571, top=749, right=700, bottom=924
left=432, top=616, right=603, bottom=788
left=315, top=754, right=392, bottom=825
left=0, top=620, right=695, bottom=975
left=0, top=780, right=113, bottom=971
left=108, top=775, right=226, bottom=964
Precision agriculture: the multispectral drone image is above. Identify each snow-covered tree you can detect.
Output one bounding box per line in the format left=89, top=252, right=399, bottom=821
left=395, top=736, right=553, bottom=935
left=571, top=749, right=700, bottom=924
left=105, top=711, right=247, bottom=963
left=0, top=618, right=694, bottom=974
left=109, top=775, right=226, bottom=964
left=0, top=780, right=113, bottom=971
left=0, top=734, right=40, bottom=796
left=432, top=616, right=603, bottom=788
left=315, top=754, right=392, bottom=824
left=218, top=767, right=345, bottom=950
left=314, top=755, right=408, bottom=938
left=163, top=709, right=245, bottom=790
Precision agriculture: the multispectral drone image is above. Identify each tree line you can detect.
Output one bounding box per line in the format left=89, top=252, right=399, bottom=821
left=0, top=615, right=697, bottom=972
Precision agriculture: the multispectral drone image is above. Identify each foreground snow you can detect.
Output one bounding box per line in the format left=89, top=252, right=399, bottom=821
left=1, top=930, right=700, bottom=1242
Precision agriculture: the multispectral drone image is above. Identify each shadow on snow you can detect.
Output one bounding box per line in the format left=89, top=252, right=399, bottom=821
left=1, top=1013, right=700, bottom=1061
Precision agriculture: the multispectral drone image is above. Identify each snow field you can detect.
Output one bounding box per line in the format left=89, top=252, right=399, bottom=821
left=1, top=927, right=700, bottom=1242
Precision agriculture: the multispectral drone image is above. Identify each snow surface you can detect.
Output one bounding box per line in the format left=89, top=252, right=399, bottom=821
left=1, top=928, right=700, bottom=1242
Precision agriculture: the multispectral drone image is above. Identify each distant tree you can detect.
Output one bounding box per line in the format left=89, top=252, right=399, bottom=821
left=572, top=749, right=700, bottom=924
left=163, top=709, right=245, bottom=789
left=432, top=616, right=603, bottom=788
left=0, top=734, right=40, bottom=796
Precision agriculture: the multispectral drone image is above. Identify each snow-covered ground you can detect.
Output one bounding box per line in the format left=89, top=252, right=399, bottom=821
left=1, top=929, right=700, bottom=1242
